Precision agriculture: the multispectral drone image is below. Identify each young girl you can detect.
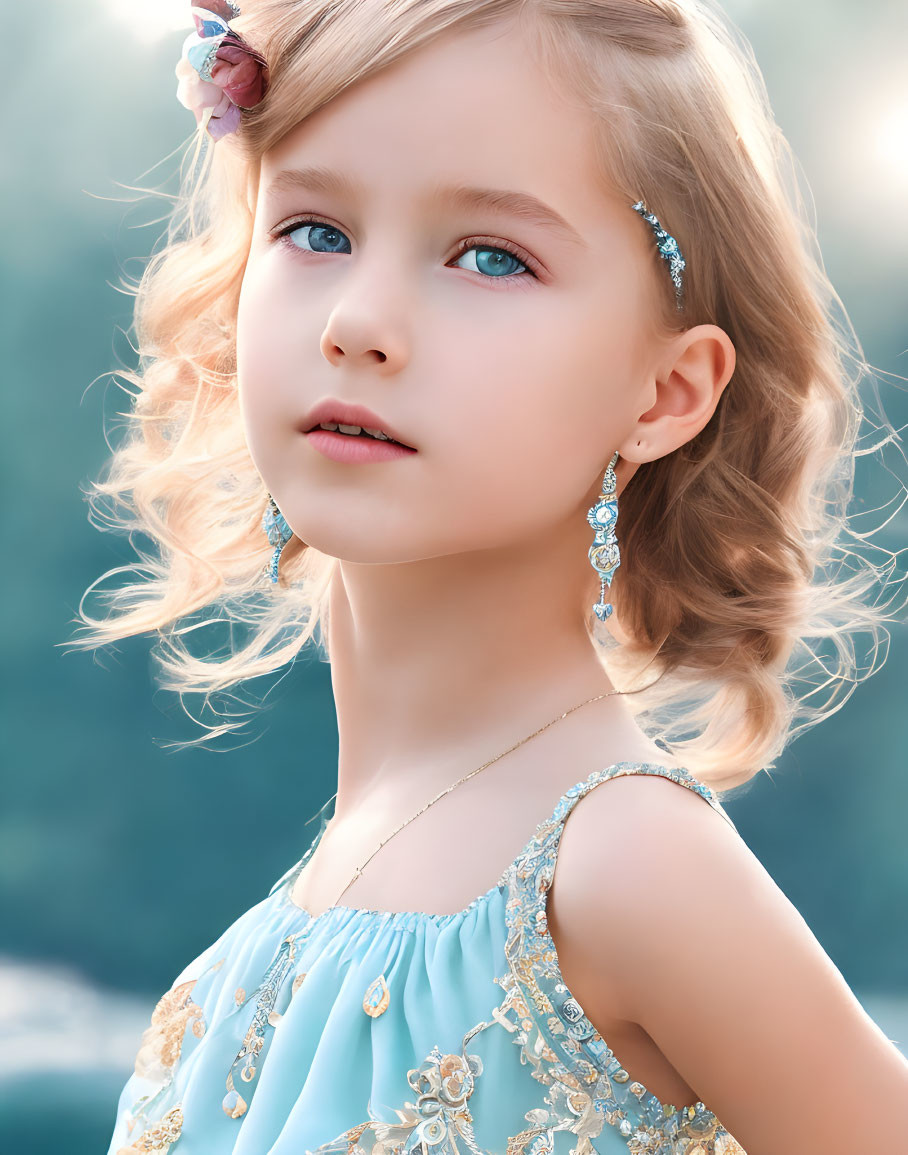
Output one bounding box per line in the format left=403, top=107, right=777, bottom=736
left=76, top=1, right=908, bottom=1152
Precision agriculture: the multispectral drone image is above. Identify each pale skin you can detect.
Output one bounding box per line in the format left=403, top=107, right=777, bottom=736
left=235, top=14, right=908, bottom=1153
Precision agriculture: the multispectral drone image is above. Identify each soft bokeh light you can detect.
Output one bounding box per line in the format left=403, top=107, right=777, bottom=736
left=876, top=99, right=908, bottom=186
left=103, top=0, right=191, bottom=42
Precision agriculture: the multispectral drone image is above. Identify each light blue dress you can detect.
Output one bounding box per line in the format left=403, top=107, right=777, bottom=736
left=106, top=761, right=747, bottom=1154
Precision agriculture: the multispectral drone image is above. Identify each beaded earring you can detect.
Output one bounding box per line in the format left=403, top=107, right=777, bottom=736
left=587, top=452, right=621, bottom=622
left=261, top=495, right=293, bottom=584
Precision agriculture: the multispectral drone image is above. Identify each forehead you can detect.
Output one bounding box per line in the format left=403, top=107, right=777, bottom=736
left=260, top=18, right=629, bottom=235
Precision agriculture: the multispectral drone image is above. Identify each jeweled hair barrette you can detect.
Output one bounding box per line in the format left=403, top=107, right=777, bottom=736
left=631, top=200, right=686, bottom=310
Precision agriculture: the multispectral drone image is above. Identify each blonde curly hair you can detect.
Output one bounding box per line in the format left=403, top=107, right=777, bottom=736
left=67, top=0, right=903, bottom=793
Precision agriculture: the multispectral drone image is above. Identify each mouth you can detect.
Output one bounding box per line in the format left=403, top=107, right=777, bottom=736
left=303, top=422, right=416, bottom=451
left=299, top=400, right=417, bottom=451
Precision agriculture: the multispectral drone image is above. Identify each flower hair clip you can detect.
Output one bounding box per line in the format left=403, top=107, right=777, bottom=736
left=176, top=2, right=269, bottom=139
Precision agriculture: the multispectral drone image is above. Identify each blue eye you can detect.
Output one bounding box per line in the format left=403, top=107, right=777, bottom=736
left=282, top=221, right=351, bottom=255
left=450, top=243, right=528, bottom=279
left=274, top=218, right=537, bottom=283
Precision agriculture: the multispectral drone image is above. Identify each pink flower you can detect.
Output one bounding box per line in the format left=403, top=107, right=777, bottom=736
left=175, top=13, right=268, bottom=140
left=210, top=41, right=268, bottom=109
left=176, top=51, right=239, bottom=139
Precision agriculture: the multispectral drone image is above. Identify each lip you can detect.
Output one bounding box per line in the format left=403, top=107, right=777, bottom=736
left=298, top=398, right=417, bottom=451
left=304, top=429, right=417, bottom=464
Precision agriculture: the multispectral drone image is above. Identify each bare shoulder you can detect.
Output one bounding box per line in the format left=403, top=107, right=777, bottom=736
left=546, top=769, right=752, bottom=1022
left=546, top=769, right=908, bottom=1153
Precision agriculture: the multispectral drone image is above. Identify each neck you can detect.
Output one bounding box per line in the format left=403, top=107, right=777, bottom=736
left=323, top=527, right=642, bottom=820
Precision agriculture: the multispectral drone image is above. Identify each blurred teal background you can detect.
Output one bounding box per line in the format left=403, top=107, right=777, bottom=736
left=2, top=0, right=906, bottom=1151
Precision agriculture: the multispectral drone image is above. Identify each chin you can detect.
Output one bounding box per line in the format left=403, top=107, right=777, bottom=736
left=301, top=532, right=428, bottom=566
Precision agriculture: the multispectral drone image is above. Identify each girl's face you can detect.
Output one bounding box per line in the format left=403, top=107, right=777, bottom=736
left=237, top=17, right=669, bottom=566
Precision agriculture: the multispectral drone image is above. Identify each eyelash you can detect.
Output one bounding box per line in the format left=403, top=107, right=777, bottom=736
left=271, top=216, right=541, bottom=287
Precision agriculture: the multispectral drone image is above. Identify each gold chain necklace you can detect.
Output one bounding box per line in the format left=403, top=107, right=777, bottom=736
left=326, top=688, right=619, bottom=910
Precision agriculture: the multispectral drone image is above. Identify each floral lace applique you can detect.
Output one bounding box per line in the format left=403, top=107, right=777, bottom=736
left=117, top=956, right=227, bottom=1154
left=305, top=1017, right=495, bottom=1154
left=134, top=977, right=211, bottom=1081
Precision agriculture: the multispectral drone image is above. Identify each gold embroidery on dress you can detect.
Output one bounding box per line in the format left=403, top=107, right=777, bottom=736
left=302, top=1019, right=492, bottom=1154
left=223, top=931, right=302, bottom=1119
left=117, top=1104, right=184, bottom=1153
left=120, top=956, right=226, bottom=1153
left=134, top=980, right=206, bottom=1082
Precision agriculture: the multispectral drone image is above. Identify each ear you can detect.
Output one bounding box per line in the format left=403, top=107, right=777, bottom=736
left=618, top=324, right=736, bottom=463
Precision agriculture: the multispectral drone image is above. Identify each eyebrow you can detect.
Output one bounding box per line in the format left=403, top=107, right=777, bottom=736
left=265, top=165, right=587, bottom=249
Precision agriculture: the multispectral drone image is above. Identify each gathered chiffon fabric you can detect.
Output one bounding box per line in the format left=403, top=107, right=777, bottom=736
left=106, top=761, right=748, bottom=1154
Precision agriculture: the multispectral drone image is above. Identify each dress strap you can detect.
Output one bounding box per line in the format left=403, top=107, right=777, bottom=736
left=494, top=761, right=742, bottom=1145
left=549, top=760, right=739, bottom=839
left=500, top=759, right=737, bottom=895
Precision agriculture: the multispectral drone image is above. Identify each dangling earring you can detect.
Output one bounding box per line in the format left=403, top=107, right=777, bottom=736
left=587, top=451, right=621, bottom=621
left=261, top=495, right=293, bottom=585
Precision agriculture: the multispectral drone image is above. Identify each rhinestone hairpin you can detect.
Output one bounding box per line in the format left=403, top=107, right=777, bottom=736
left=631, top=200, right=686, bottom=311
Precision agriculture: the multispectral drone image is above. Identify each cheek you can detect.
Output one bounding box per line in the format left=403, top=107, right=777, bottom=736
left=235, top=256, right=299, bottom=469
left=450, top=301, right=639, bottom=482
left=419, top=329, right=633, bottom=547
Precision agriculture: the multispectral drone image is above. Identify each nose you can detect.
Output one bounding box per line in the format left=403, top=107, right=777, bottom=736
left=321, top=331, right=389, bottom=364
left=318, top=240, right=415, bottom=372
